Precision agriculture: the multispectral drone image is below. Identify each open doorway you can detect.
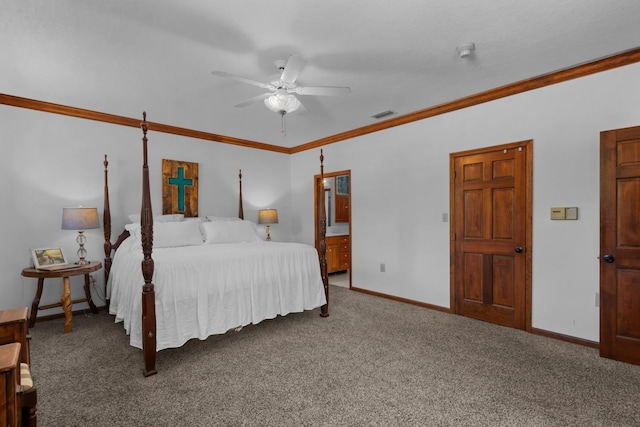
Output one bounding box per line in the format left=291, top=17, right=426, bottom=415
left=314, top=170, right=351, bottom=289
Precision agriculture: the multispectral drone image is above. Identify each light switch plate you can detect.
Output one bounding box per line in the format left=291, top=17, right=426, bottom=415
left=550, top=207, right=566, bottom=220
left=565, top=207, right=578, bottom=220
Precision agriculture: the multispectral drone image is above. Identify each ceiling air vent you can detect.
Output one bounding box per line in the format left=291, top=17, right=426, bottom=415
left=370, top=110, right=396, bottom=120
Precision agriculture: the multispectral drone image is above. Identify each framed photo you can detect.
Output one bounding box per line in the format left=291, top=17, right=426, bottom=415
left=31, top=247, right=72, bottom=270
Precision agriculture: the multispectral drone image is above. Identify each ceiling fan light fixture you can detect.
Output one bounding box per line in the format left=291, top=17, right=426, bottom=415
left=264, top=89, right=301, bottom=114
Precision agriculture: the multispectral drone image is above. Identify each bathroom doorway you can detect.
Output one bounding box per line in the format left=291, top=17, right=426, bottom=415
left=314, top=170, right=351, bottom=289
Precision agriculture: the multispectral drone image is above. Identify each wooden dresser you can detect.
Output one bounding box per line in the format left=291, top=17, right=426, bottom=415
left=0, top=308, right=30, bottom=366
left=326, top=235, right=350, bottom=273
left=0, top=307, right=37, bottom=427
left=0, top=342, right=20, bottom=426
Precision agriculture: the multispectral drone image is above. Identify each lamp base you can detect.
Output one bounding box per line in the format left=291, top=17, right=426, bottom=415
left=76, top=231, right=89, bottom=264
left=266, top=225, right=272, bottom=241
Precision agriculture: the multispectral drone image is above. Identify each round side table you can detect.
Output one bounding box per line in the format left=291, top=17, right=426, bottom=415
left=21, top=261, right=101, bottom=333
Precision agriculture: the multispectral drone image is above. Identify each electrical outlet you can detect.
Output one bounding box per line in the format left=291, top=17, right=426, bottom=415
left=380, top=263, right=385, bottom=273
left=595, top=292, right=599, bottom=307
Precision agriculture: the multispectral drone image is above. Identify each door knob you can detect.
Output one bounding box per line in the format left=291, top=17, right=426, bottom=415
left=603, top=254, right=615, bottom=263
left=515, top=246, right=523, bottom=253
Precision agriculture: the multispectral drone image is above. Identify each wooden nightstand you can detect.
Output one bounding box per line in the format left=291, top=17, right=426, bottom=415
left=21, top=262, right=101, bottom=333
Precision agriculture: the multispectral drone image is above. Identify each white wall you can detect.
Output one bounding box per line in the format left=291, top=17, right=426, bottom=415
left=4, top=62, right=640, bottom=343
left=291, top=61, right=640, bottom=343
left=0, top=106, right=292, bottom=314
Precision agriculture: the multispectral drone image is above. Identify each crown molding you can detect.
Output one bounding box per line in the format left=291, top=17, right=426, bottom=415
left=3, top=47, right=640, bottom=155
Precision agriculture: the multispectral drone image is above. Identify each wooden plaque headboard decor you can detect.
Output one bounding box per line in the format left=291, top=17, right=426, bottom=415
left=162, top=159, right=198, bottom=217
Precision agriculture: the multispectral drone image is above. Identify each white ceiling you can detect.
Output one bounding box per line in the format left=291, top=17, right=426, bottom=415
left=3, top=0, right=640, bottom=148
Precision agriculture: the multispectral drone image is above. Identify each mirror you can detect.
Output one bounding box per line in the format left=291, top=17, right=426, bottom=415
left=324, top=175, right=349, bottom=226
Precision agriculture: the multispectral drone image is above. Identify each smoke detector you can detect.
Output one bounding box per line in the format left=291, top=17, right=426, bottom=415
left=456, top=42, right=475, bottom=58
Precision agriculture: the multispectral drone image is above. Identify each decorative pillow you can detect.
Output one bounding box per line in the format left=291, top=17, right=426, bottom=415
left=200, top=220, right=260, bottom=244
left=153, top=220, right=204, bottom=248
left=205, top=216, right=242, bottom=222
left=128, top=213, right=184, bottom=223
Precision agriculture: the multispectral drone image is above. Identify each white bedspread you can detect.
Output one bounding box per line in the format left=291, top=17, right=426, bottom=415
left=107, top=238, right=326, bottom=350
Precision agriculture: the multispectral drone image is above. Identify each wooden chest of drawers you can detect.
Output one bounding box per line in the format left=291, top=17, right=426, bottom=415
left=326, top=235, right=350, bottom=273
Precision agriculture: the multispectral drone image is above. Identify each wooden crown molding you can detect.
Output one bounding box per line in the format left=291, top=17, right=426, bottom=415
left=3, top=47, right=640, bottom=155
left=0, top=94, right=289, bottom=154
left=291, top=47, right=640, bottom=153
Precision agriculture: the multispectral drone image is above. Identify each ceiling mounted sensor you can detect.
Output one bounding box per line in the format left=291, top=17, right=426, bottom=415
left=456, top=42, right=476, bottom=58
left=212, top=55, right=351, bottom=135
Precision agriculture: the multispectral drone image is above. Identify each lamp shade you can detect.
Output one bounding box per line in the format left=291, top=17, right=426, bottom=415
left=61, top=207, right=99, bottom=230
left=258, top=209, right=279, bottom=225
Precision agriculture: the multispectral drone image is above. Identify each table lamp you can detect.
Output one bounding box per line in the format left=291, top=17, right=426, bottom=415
left=62, top=207, right=99, bottom=264
left=258, top=209, right=279, bottom=241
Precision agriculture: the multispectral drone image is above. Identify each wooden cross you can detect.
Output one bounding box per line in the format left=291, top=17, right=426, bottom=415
left=168, top=167, right=193, bottom=212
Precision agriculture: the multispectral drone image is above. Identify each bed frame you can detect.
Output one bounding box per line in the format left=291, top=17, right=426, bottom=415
left=103, top=112, right=329, bottom=376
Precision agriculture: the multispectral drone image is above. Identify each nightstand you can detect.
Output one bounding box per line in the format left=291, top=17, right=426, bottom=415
left=21, top=262, right=101, bottom=333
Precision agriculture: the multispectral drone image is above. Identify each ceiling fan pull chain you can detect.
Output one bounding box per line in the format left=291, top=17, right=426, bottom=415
left=280, top=111, right=286, bottom=136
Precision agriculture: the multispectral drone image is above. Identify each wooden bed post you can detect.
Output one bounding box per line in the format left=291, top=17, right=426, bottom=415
left=140, top=112, right=157, bottom=377
left=103, top=154, right=112, bottom=309
left=238, top=169, right=244, bottom=220
left=319, top=150, right=329, bottom=317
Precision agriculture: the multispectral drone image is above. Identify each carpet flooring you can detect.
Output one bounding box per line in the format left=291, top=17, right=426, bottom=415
left=28, top=285, right=640, bottom=426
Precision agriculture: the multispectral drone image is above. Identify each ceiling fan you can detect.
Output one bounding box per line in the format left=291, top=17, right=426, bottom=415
left=211, top=55, right=351, bottom=132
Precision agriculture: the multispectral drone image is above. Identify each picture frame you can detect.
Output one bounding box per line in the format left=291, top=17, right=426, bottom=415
left=31, top=247, right=71, bottom=270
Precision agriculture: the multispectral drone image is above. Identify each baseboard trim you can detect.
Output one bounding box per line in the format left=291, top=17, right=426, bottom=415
left=531, top=327, right=599, bottom=349
left=350, top=287, right=600, bottom=349
left=350, top=287, right=452, bottom=313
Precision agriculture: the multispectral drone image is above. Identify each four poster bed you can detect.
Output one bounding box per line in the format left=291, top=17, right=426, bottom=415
left=103, top=113, right=329, bottom=376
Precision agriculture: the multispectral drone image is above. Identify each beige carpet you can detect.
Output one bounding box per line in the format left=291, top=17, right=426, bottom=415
left=28, top=285, right=640, bottom=426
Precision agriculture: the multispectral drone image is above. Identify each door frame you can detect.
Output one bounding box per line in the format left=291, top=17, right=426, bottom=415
left=449, top=140, right=533, bottom=332
left=314, top=169, right=351, bottom=288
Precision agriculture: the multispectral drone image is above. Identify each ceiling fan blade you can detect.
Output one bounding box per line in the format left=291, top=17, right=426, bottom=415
left=294, top=86, right=351, bottom=96
left=234, top=93, right=272, bottom=108
left=280, top=55, right=304, bottom=84
left=211, top=71, right=272, bottom=89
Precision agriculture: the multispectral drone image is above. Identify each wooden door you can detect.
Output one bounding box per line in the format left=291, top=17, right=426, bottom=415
left=451, top=141, right=532, bottom=330
left=600, top=126, right=640, bottom=365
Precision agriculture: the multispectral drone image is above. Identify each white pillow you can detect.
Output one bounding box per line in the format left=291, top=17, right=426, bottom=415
left=128, top=213, right=184, bottom=223
left=205, top=216, right=242, bottom=222
left=200, top=220, right=260, bottom=244
left=125, top=220, right=203, bottom=248
left=153, top=221, right=204, bottom=248
left=124, top=222, right=141, bottom=237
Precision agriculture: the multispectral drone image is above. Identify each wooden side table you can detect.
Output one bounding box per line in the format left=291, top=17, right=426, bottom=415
left=21, top=262, right=101, bottom=333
